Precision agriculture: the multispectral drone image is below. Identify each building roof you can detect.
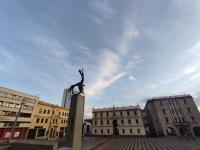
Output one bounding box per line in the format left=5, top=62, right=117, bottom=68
left=39, top=100, right=69, bottom=110
left=144, top=94, right=192, bottom=109
left=92, top=105, right=140, bottom=112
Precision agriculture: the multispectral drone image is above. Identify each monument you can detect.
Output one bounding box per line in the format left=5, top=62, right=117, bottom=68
left=65, top=69, right=85, bottom=150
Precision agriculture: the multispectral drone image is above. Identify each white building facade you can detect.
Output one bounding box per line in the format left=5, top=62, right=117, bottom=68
left=92, top=106, right=146, bottom=136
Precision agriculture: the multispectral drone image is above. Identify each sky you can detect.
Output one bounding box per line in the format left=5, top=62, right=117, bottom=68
left=0, top=0, right=200, bottom=118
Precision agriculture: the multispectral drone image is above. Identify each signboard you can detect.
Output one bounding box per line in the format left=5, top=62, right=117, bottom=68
left=14, top=131, right=20, bottom=138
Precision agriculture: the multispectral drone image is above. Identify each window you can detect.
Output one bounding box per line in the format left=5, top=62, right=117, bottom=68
left=36, top=118, right=40, bottom=123
left=100, top=113, right=102, bottom=117
left=101, top=129, right=103, bottom=134
left=127, top=111, right=130, bottom=116
left=47, top=110, right=50, bottom=114
left=95, top=120, right=97, bottom=125
left=43, top=109, right=46, bottom=114
left=95, top=113, right=97, bottom=118
left=113, top=112, right=115, bottom=116
left=134, top=111, right=137, bottom=115
left=106, top=112, right=109, bottom=117
left=37, top=129, right=45, bottom=137
left=183, top=99, right=187, bottom=104
left=137, top=129, right=140, bottom=134
left=100, top=120, right=103, bottom=125
left=165, top=117, right=169, bottom=123
left=2, top=102, right=9, bottom=107
left=122, top=129, right=125, bottom=134
left=191, top=116, right=195, bottom=122
left=136, top=119, right=139, bottom=124
left=120, top=111, right=123, bottom=116
left=95, top=129, right=97, bottom=133
left=121, top=120, right=124, bottom=124
left=45, top=119, right=48, bottom=123
left=130, top=129, right=133, bottom=134
left=41, top=118, right=44, bottom=123
left=187, top=107, right=192, bottom=113
left=174, top=117, right=178, bottom=122
left=128, top=119, right=131, bottom=124
left=107, top=129, right=110, bottom=134
left=162, top=109, right=166, bottom=114
left=39, top=108, right=42, bottom=113
left=107, top=120, right=109, bottom=125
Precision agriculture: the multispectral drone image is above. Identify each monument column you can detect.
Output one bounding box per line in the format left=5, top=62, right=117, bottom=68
left=65, top=93, right=85, bottom=150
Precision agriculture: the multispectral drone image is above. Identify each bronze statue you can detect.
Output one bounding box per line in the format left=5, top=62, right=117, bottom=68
left=68, top=68, right=85, bottom=94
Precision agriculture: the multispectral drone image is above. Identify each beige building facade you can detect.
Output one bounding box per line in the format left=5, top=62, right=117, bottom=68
left=0, top=86, right=39, bottom=140
left=92, top=106, right=146, bottom=136
left=144, top=95, right=200, bottom=137
left=27, top=101, right=69, bottom=139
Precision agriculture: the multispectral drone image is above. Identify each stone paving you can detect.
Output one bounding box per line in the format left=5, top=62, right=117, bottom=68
left=90, top=137, right=200, bottom=150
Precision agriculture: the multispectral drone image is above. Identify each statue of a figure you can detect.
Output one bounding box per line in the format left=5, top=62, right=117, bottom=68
left=68, top=68, right=85, bottom=94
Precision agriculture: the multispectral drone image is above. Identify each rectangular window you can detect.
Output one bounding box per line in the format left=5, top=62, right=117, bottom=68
left=107, top=129, right=110, bottom=134
left=137, top=129, right=140, bottom=134
left=136, top=119, right=139, bottom=124
left=122, top=129, right=125, bottom=134
left=95, top=120, right=97, bottom=125
left=128, top=119, right=131, bottom=124
left=183, top=99, right=187, bottom=104
left=165, top=117, right=169, bottom=123
left=101, top=120, right=103, bottom=125
left=107, top=120, right=109, bottom=125
left=121, top=120, right=124, bottom=124
left=162, top=109, right=166, bottom=114
left=120, top=111, right=123, bottom=116
left=191, top=116, right=195, bottom=122
left=101, top=129, right=103, bottom=134
left=134, top=111, right=137, bottom=115
left=100, top=113, right=102, bottom=117
left=95, top=129, right=97, bottom=133
left=130, top=129, right=133, bottom=134
left=36, top=118, right=40, bottom=123
left=127, top=111, right=130, bottom=116
left=187, top=107, right=192, bottom=113
left=45, top=119, right=48, bottom=123
left=106, top=112, right=109, bottom=117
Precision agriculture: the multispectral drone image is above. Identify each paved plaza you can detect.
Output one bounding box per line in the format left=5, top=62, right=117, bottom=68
left=82, top=137, right=200, bottom=150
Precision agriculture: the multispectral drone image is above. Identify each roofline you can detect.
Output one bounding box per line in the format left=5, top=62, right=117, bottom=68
left=0, top=86, right=39, bottom=99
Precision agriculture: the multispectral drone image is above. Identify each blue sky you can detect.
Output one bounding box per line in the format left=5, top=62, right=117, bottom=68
left=0, top=0, right=200, bottom=118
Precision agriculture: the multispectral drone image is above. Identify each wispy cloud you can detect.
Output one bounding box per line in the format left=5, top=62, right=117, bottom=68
left=86, top=49, right=126, bottom=98
left=117, top=20, right=139, bottom=54
left=73, top=42, right=92, bottom=56
left=89, top=0, right=115, bottom=19
left=129, top=76, right=136, bottom=81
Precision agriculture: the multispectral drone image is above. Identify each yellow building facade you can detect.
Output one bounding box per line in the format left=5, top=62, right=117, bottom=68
left=27, top=101, right=69, bottom=140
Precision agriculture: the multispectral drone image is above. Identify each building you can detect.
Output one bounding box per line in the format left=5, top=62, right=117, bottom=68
left=61, top=88, right=71, bottom=108
left=92, top=106, right=146, bottom=136
left=0, top=86, right=39, bottom=140
left=27, top=101, right=69, bottom=140
left=144, top=94, right=200, bottom=137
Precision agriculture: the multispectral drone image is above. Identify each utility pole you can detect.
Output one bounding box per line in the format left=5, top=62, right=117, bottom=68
left=9, top=98, right=25, bottom=141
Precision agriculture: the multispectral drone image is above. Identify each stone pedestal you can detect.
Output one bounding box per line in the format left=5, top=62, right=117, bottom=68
left=65, top=94, right=85, bottom=150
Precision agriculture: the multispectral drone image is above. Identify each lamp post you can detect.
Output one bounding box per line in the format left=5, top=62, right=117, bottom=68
left=9, top=99, right=25, bottom=141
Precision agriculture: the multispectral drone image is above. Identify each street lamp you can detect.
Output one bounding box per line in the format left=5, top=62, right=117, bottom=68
left=9, top=98, right=26, bottom=141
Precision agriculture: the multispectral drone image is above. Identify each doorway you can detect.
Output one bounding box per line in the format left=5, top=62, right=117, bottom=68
left=112, top=120, right=119, bottom=135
